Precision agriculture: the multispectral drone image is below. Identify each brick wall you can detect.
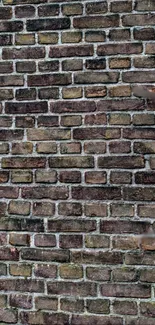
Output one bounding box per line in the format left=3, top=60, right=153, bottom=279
left=0, top=0, right=155, bottom=324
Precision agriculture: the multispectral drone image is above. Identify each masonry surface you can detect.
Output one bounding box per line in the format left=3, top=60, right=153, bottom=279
left=0, top=0, right=155, bottom=324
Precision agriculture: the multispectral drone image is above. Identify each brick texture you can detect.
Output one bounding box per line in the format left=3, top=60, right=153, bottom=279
left=0, top=0, right=154, bottom=323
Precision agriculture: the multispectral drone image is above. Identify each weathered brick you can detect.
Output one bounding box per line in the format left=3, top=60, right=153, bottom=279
left=97, top=43, right=142, bottom=55
left=85, top=31, right=106, bottom=42
left=59, top=171, right=81, bottom=183
left=0, top=62, right=13, bottom=74
left=3, top=47, right=45, bottom=60
left=0, top=309, right=17, bottom=324
left=0, top=21, right=23, bottom=33
left=36, top=142, right=57, bottom=154
left=49, top=156, right=94, bottom=168
left=62, top=87, right=82, bottom=99
left=35, top=296, right=58, bottom=310
left=60, top=298, right=84, bottom=313
left=74, top=72, right=119, bottom=84
left=58, top=202, right=82, bottom=216
left=21, top=248, right=69, bottom=263
left=0, top=279, right=44, bottom=293
left=2, top=157, right=46, bottom=169
left=97, top=99, right=145, bottom=111
left=9, top=234, right=30, bottom=246
left=109, top=141, right=131, bottom=153
left=0, top=143, right=9, bottom=154
left=138, top=204, right=155, bottom=218
left=101, top=220, right=151, bottom=234
left=0, top=75, right=24, bottom=87
left=72, top=186, right=121, bottom=200
left=38, top=4, right=59, bottom=16
left=86, top=1, right=108, bottom=14
left=109, top=85, right=131, bottom=97
left=10, top=294, right=32, bottom=309
left=51, top=100, right=96, bottom=113
left=38, top=87, right=59, bottom=99
left=71, top=315, right=123, bottom=325
left=0, top=34, right=12, bottom=46
left=135, top=0, right=155, bottom=11
left=123, top=71, right=155, bottom=83
left=73, top=127, right=120, bottom=140
left=48, top=281, right=97, bottom=297
left=34, top=234, right=56, bottom=247
left=50, top=45, right=93, bottom=57
left=85, top=113, right=107, bottom=125
left=27, top=128, right=71, bottom=140
left=134, top=28, right=155, bottom=40
left=59, top=235, right=83, bottom=249
left=134, top=141, right=155, bottom=154
left=48, top=219, right=96, bottom=233
left=85, top=203, right=107, bottom=217
left=5, top=101, right=47, bottom=114
left=62, top=59, right=83, bottom=71
left=135, top=172, right=155, bottom=184
left=110, top=203, right=134, bottom=217
left=86, top=299, right=110, bottom=314
left=85, top=235, right=109, bottom=249
left=16, top=61, right=36, bottom=73
left=22, top=186, right=69, bottom=200
left=109, top=58, right=131, bottom=69
left=59, top=264, right=83, bottom=279
left=112, top=267, right=137, bottom=282
left=113, top=300, right=138, bottom=315
left=12, top=142, right=33, bottom=155
left=20, top=311, right=69, bottom=325
left=61, top=31, right=82, bottom=43
left=34, top=264, right=57, bottom=278
left=15, top=5, right=35, bottom=18
left=8, top=201, right=30, bottom=215
left=15, top=33, right=35, bottom=45
left=27, top=18, right=70, bottom=31
left=38, top=32, right=58, bottom=44
left=15, top=88, right=36, bottom=101
left=61, top=115, right=82, bottom=127
left=85, top=171, right=107, bottom=184
left=11, top=170, right=33, bottom=183
left=84, top=141, right=106, bottom=154
left=38, top=60, right=59, bottom=72
left=73, top=15, right=119, bottom=28
left=28, top=73, right=71, bottom=86
left=112, top=236, right=139, bottom=250
left=98, top=156, right=144, bottom=169
left=35, top=170, right=57, bottom=183
left=86, top=267, right=111, bottom=281
left=100, top=284, right=151, bottom=298
left=111, top=1, right=132, bottom=12
left=85, top=86, right=107, bottom=98
left=109, top=28, right=131, bottom=41
left=123, top=187, right=155, bottom=201
left=122, top=14, right=155, bottom=26
left=71, top=251, right=123, bottom=265
left=33, top=201, right=55, bottom=216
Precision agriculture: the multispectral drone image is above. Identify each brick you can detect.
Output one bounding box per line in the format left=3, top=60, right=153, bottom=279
left=135, top=0, right=155, bottom=11
left=85, top=113, right=107, bottom=125
left=36, top=142, right=57, bottom=154
left=74, top=72, right=119, bottom=84
left=85, top=86, right=107, bottom=98
left=62, top=87, right=82, bottom=99
left=71, top=251, right=123, bottom=265
left=140, top=268, right=155, bottom=282
left=2, top=47, right=45, bottom=60
left=50, top=45, right=93, bottom=58
left=59, top=171, right=81, bottom=183
left=5, top=101, right=47, bottom=114
left=27, top=128, right=70, bottom=141
left=9, top=234, right=30, bottom=246
left=15, top=5, right=35, bottom=18
left=15, top=88, right=36, bottom=101
left=62, top=3, right=83, bottom=16
left=38, top=88, right=59, bottom=99
left=0, top=203, right=7, bottom=215
left=28, top=73, right=71, bottom=86
left=109, top=28, right=131, bottom=41
left=133, top=113, right=154, bottom=125
left=59, top=235, right=83, bottom=249
left=123, top=187, right=155, bottom=201
left=141, top=236, right=155, bottom=250
left=86, top=299, right=110, bottom=314
left=27, top=18, right=70, bottom=31
left=73, top=15, right=119, bottom=28
left=100, top=220, right=151, bottom=234
left=0, top=279, right=44, bottom=293
left=35, top=296, right=58, bottom=310
left=97, top=99, right=145, bottom=111
left=34, top=234, right=56, bottom=247
left=112, top=267, right=137, bottom=282
left=73, top=127, right=120, bottom=140
left=0, top=218, right=44, bottom=232
left=12, top=142, right=33, bottom=155
left=38, top=32, right=58, bottom=44
left=38, top=60, right=59, bottom=72
left=15, top=33, right=35, bottom=45
left=111, top=1, right=132, bottom=12
left=109, top=85, right=131, bottom=97
left=100, top=284, right=151, bottom=298
left=35, top=170, right=57, bottom=183
left=22, top=186, right=69, bottom=200
left=84, top=141, right=106, bottom=154
left=0, top=234, right=7, bottom=245
left=134, top=28, right=155, bottom=40
left=85, top=171, right=107, bottom=184
left=112, top=236, right=139, bottom=250
left=0, top=116, right=12, bottom=127
left=21, top=248, right=69, bottom=263
left=124, top=128, right=155, bottom=139
left=123, top=71, right=155, bottom=83
left=140, top=302, right=155, bottom=317
left=47, top=281, right=97, bottom=297
left=0, top=309, right=17, bottom=324
left=3, top=0, right=47, bottom=3
left=49, top=156, right=94, bottom=168
left=61, top=115, right=82, bottom=127
left=16, top=61, right=36, bottom=73
left=62, top=59, right=83, bottom=71
left=60, top=298, right=84, bottom=313
left=0, top=89, right=13, bottom=100
left=61, top=31, right=82, bottom=43
left=122, top=14, right=155, bottom=26
left=33, top=201, right=55, bottom=216
left=109, top=58, right=131, bottom=69
left=113, top=300, right=138, bottom=315
left=125, top=251, right=155, bottom=265
left=20, top=312, right=69, bottom=325
left=38, top=4, right=59, bottom=16
left=86, top=59, right=106, bottom=70
left=150, top=158, right=155, bottom=169
left=0, top=34, right=12, bottom=46
left=86, top=267, right=111, bottom=281
left=98, top=156, right=144, bottom=169
left=51, top=100, right=96, bottom=113
left=86, top=1, right=108, bottom=14
left=109, top=141, right=131, bottom=153
left=0, top=75, right=24, bottom=87
left=85, top=235, right=109, bottom=249
left=10, top=294, right=32, bottom=309
left=72, top=186, right=121, bottom=200
left=0, top=295, right=7, bottom=307
left=85, top=31, right=106, bottom=42
left=11, top=170, right=33, bottom=183
left=135, top=172, right=155, bottom=184
left=59, top=264, right=83, bottom=279
left=110, top=203, right=134, bottom=217
left=71, top=315, right=123, bottom=325
left=0, top=21, right=23, bottom=33
left=0, top=130, right=23, bottom=141
left=138, top=204, right=155, bottom=218
left=97, top=43, right=142, bottom=55
left=48, top=219, right=96, bottom=233
left=0, top=247, right=19, bottom=261
left=8, top=201, right=30, bottom=215
left=0, top=62, right=13, bottom=74
left=34, top=264, right=57, bottom=278
left=2, top=157, right=46, bottom=169
left=0, top=186, right=19, bottom=199
left=58, top=202, right=82, bottom=216
left=0, top=171, right=9, bottom=183
left=85, top=203, right=107, bottom=217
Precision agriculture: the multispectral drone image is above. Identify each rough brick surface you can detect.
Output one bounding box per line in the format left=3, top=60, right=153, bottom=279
left=0, top=0, right=154, bottom=323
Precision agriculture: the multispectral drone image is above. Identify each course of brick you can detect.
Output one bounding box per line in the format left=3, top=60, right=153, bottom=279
left=0, top=0, right=155, bottom=324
